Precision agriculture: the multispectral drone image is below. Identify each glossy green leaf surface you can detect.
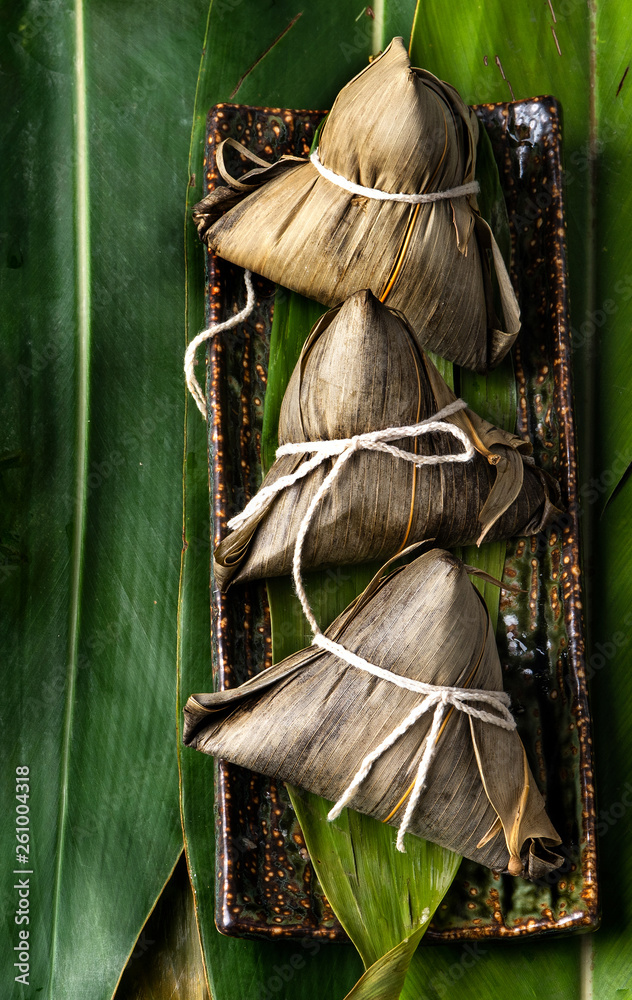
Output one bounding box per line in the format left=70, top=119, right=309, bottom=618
left=593, top=6, right=632, bottom=503
left=263, top=121, right=517, bottom=999
left=410, top=1, right=593, bottom=465
left=413, top=3, right=632, bottom=998
left=1, top=1, right=208, bottom=996
left=291, top=789, right=461, bottom=1000
left=262, top=289, right=460, bottom=1000
left=590, top=6, right=632, bottom=989
left=177, top=3, right=608, bottom=996
left=178, top=3, right=416, bottom=998
left=591, top=10, right=632, bottom=976
left=5, top=0, right=629, bottom=995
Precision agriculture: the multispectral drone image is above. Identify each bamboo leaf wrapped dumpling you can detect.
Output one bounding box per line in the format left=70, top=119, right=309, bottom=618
left=214, top=290, right=560, bottom=591
left=192, top=37, right=520, bottom=373
left=184, top=548, right=562, bottom=880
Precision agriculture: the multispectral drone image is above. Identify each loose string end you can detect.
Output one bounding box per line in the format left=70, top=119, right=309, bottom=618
left=184, top=269, right=256, bottom=421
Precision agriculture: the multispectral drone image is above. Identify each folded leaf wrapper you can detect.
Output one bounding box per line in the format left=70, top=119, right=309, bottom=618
left=184, top=549, right=562, bottom=879
left=214, top=290, right=561, bottom=591
left=192, top=37, right=520, bottom=373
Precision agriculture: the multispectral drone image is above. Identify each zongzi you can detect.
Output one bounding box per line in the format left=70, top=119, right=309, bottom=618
left=184, top=547, right=562, bottom=880
left=192, top=37, right=520, bottom=373
left=214, top=289, right=560, bottom=590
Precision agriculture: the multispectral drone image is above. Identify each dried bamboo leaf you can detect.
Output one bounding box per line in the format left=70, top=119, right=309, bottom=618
left=192, top=37, right=519, bottom=373
left=214, top=290, right=560, bottom=589
left=262, top=294, right=462, bottom=997
left=183, top=547, right=561, bottom=879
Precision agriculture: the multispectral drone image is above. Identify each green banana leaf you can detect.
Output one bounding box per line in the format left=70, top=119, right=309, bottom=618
left=6, top=0, right=632, bottom=996
left=177, top=4, right=417, bottom=999
left=0, top=1, right=209, bottom=997
left=180, top=2, right=632, bottom=999
left=258, top=289, right=454, bottom=1000
left=410, top=4, right=632, bottom=998
left=255, top=121, right=516, bottom=1000
left=592, top=10, right=632, bottom=994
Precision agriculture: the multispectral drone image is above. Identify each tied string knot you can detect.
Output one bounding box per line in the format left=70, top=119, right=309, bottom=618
left=228, top=398, right=474, bottom=533
left=314, top=631, right=515, bottom=853
left=223, top=396, right=516, bottom=852
left=310, top=148, right=480, bottom=205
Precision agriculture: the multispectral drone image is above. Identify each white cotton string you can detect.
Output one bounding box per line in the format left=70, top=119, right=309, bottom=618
left=326, top=695, right=439, bottom=820
left=184, top=269, right=256, bottom=419
left=232, top=392, right=515, bottom=851
left=222, top=381, right=513, bottom=849
left=320, top=627, right=515, bottom=841
left=311, top=633, right=514, bottom=726
left=322, top=651, right=516, bottom=852
left=395, top=701, right=448, bottom=852
left=228, top=398, right=472, bottom=532
left=310, top=149, right=480, bottom=205
left=288, top=400, right=473, bottom=634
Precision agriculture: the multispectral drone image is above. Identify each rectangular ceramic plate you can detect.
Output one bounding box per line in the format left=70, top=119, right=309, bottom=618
left=200, top=98, right=598, bottom=942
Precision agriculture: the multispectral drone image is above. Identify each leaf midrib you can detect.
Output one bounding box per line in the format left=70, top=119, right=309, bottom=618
left=48, top=0, right=92, bottom=991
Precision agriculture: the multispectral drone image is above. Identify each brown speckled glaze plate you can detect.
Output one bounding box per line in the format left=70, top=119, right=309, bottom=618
left=200, top=99, right=598, bottom=942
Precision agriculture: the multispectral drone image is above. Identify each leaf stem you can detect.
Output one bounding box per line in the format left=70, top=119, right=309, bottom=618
left=49, top=0, right=92, bottom=990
